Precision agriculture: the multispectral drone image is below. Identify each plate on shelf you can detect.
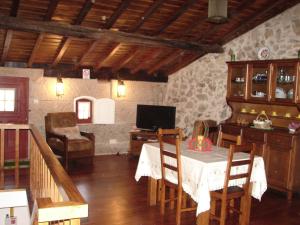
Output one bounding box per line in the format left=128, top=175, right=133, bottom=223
left=275, top=87, right=287, bottom=99
left=257, top=47, right=270, bottom=60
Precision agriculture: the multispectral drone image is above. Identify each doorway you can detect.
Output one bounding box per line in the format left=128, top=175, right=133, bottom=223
left=0, top=76, right=29, bottom=160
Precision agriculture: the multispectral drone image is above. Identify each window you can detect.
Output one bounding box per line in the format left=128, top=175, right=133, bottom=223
left=0, top=76, right=28, bottom=123
left=76, top=98, right=92, bottom=123
left=0, top=88, right=15, bottom=111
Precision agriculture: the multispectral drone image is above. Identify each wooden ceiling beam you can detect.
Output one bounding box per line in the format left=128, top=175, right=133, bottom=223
left=44, top=0, right=60, bottom=20
left=96, top=43, right=122, bottom=69
left=28, top=33, right=44, bottom=67
left=113, top=47, right=140, bottom=72
left=221, top=0, right=291, bottom=44
left=52, top=37, right=72, bottom=66
left=148, top=49, right=183, bottom=74
left=74, top=0, right=94, bottom=25
left=1, top=0, right=20, bottom=65
left=52, top=0, right=94, bottom=66
left=78, top=0, right=129, bottom=68
left=10, top=0, right=20, bottom=17
left=28, top=0, right=60, bottom=67
left=130, top=0, right=165, bottom=32
left=0, top=15, right=223, bottom=53
left=104, top=0, right=131, bottom=29
left=132, top=49, right=162, bottom=74
left=1, top=30, right=13, bottom=66
left=153, top=0, right=198, bottom=36
left=42, top=65, right=168, bottom=82
left=76, top=40, right=99, bottom=67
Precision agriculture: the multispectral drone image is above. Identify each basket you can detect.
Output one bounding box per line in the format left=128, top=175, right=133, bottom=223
left=253, top=112, right=272, bottom=129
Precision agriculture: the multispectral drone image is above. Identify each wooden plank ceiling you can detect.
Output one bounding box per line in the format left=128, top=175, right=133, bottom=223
left=0, top=0, right=298, bottom=82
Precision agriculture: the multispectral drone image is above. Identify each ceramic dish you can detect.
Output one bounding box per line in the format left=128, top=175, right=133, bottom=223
left=258, top=47, right=270, bottom=60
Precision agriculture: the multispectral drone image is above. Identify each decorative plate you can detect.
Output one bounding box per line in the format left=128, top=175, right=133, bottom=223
left=258, top=47, right=270, bottom=60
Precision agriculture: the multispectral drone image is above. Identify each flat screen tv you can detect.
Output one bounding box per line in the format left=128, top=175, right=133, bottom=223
left=136, top=104, right=176, bottom=131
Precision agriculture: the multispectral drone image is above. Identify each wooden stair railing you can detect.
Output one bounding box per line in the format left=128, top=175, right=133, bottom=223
left=0, top=124, right=88, bottom=225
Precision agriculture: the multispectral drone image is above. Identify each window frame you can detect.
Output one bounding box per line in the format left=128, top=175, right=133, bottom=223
left=75, top=98, right=93, bottom=124
left=0, top=76, right=29, bottom=123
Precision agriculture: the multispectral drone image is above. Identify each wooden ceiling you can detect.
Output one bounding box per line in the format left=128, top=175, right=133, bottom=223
left=0, top=0, right=299, bottom=82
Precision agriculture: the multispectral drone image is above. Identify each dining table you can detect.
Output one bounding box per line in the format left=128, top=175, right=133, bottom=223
left=134, top=141, right=267, bottom=225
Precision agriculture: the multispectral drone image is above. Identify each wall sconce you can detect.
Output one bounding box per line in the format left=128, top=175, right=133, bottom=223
left=56, top=76, right=64, bottom=97
left=117, top=80, right=126, bottom=97
left=207, top=0, right=228, bottom=24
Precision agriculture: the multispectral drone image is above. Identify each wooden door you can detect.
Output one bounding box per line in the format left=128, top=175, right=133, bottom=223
left=0, top=76, right=29, bottom=160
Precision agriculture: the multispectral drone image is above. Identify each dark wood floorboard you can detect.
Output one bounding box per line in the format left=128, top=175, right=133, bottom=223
left=69, top=155, right=300, bottom=225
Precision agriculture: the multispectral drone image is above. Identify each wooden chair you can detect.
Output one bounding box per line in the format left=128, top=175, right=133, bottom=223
left=210, top=144, right=256, bottom=225
left=158, top=128, right=196, bottom=225
left=217, top=130, right=242, bottom=147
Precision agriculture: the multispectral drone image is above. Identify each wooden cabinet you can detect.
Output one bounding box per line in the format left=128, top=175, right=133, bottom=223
left=227, top=59, right=300, bottom=105
left=227, top=63, right=247, bottom=100
left=242, top=127, right=266, bottom=157
left=221, top=124, right=300, bottom=200
left=265, top=132, right=294, bottom=198
left=224, top=59, right=300, bottom=200
left=129, top=131, right=158, bottom=156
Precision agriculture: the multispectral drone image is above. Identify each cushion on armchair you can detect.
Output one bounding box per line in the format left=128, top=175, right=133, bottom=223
left=52, top=126, right=88, bottom=140
left=47, top=137, right=93, bottom=153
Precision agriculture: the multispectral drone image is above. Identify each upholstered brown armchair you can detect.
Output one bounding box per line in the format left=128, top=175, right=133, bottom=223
left=45, top=112, right=95, bottom=170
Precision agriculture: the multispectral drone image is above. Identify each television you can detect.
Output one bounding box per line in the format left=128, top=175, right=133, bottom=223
left=136, top=104, right=176, bottom=131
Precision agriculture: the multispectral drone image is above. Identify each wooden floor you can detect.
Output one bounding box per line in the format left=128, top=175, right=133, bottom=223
left=69, top=155, right=300, bottom=225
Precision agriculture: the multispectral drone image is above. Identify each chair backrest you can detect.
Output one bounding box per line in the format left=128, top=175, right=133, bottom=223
left=158, top=128, right=183, bottom=186
left=217, top=130, right=242, bottom=147
left=45, top=112, right=77, bottom=132
left=223, top=144, right=256, bottom=195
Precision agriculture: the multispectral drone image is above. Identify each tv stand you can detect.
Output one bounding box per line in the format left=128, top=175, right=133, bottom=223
left=129, top=130, right=158, bottom=156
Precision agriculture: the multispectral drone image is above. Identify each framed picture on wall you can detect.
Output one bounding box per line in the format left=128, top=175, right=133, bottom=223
left=82, top=69, right=90, bottom=79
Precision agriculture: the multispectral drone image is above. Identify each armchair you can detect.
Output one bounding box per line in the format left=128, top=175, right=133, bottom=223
left=45, top=112, right=95, bottom=170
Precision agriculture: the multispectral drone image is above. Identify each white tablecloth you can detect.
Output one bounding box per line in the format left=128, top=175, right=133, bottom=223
left=135, top=142, right=267, bottom=216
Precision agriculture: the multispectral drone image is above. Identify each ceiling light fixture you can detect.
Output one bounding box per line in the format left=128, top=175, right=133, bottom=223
left=207, top=0, right=228, bottom=24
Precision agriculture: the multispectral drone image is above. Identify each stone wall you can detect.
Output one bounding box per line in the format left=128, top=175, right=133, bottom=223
left=164, top=3, right=300, bottom=136
left=0, top=67, right=166, bottom=155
